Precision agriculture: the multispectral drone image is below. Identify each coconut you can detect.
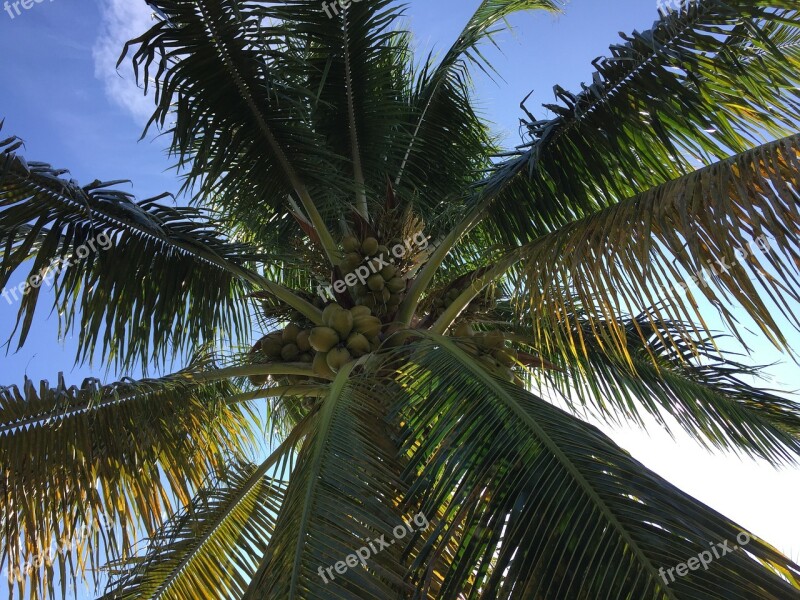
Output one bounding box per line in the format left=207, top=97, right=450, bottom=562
left=350, top=305, right=372, bottom=318
left=346, top=333, right=371, bottom=357
left=384, top=327, right=411, bottom=347
left=299, top=352, right=313, bottom=363
left=380, top=287, right=392, bottom=302
left=313, top=352, right=335, bottom=378
left=326, top=347, right=352, bottom=372
left=342, top=252, right=362, bottom=273
left=296, top=329, right=312, bottom=352
left=328, top=308, right=354, bottom=339
left=280, top=343, right=300, bottom=362
left=453, top=322, right=474, bottom=337
left=342, top=235, right=360, bottom=253
left=367, top=274, right=385, bottom=292
left=322, top=304, right=340, bottom=326
left=309, top=327, right=340, bottom=352
left=482, top=330, right=505, bottom=349
left=353, top=315, right=382, bottom=338
left=361, top=237, right=379, bottom=256
left=282, top=323, right=301, bottom=344
left=386, top=277, right=405, bottom=294
left=380, top=264, right=398, bottom=280
left=260, top=334, right=284, bottom=359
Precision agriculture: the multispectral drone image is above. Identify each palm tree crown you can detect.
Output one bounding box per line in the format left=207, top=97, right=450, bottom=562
left=2, top=0, right=800, bottom=598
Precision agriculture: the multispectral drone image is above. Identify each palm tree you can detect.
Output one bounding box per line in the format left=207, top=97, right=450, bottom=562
left=2, top=0, right=800, bottom=597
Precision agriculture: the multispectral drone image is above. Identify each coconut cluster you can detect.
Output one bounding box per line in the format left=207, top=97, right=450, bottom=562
left=431, top=286, right=464, bottom=311
left=248, top=323, right=314, bottom=387
left=425, top=284, right=469, bottom=322
left=248, top=229, right=524, bottom=388
left=309, top=304, right=382, bottom=376
left=339, top=235, right=407, bottom=316
left=249, top=304, right=383, bottom=386
left=453, top=323, right=518, bottom=382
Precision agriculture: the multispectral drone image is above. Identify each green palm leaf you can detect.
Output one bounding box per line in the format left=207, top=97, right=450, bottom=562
left=389, top=334, right=800, bottom=599
left=262, top=0, right=409, bottom=219
left=102, top=456, right=292, bottom=599
left=479, top=0, right=800, bottom=243
left=244, top=363, right=412, bottom=599
left=512, top=134, right=800, bottom=357
left=0, top=133, right=259, bottom=370
left=0, top=359, right=258, bottom=600
left=126, top=0, right=340, bottom=260
left=395, top=0, right=559, bottom=199
left=536, top=307, right=800, bottom=465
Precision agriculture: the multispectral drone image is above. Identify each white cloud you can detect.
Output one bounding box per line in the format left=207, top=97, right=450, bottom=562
left=92, top=0, right=156, bottom=124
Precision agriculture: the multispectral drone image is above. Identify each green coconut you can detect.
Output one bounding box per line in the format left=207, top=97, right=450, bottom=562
left=350, top=305, right=372, bottom=318
left=296, top=329, right=312, bottom=352
left=346, top=333, right=371, bottom=357
left=361, top=237, right=379, bottom=256
left=309, top=327, right=340, bottom=352
left=326, top=347, right=352, bottom=373
left=328, top=308, right=354, bottom=339
left=342, top=235, right=360, bottom=253
left=280, top=343, right=300, bottom=362
left=282, top=323, right=301, bottom=344
left=353, top=315, right=382, bottom=338
left=313, top=352, right=335, bottom=378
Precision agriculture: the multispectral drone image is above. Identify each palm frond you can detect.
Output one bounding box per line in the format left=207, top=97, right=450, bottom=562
left=536, top=307, right=800, bottom=465
left=389, top=335, right=800, bottom=599
left=513, top=134, right=800, bottom=361
left=394, top=0, right=559, bottom=200
left=263, top=0, right=409, bottom=219
left=479, top=0, right=800, bottom=243
left=0, top=361, right=256, bottom=600
left=127, top=0, right=340, bottom=261
left=244, top=364, right=412, bottom=599
left=102, top=453, right=294, bottom=599
left=0, top=134, right=257, bottom=370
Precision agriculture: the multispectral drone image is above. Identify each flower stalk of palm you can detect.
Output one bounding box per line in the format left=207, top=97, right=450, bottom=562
left=3, top=0, right=800, bottom=598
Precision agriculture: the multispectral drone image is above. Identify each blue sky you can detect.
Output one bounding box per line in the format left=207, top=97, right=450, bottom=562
left=0, top=0, right=798, bottom=596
